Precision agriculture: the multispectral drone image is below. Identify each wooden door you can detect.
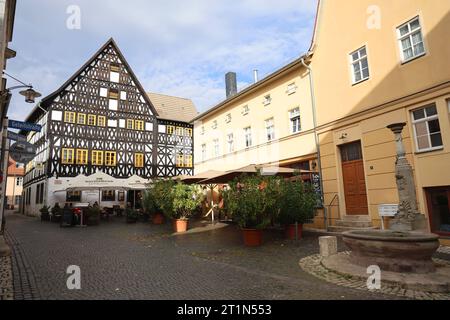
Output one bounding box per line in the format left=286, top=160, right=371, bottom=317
left=340, top=142, right=368, bottom=215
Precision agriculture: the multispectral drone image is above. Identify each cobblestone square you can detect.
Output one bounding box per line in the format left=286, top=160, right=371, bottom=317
left=1, top=212, right=420, bottom=300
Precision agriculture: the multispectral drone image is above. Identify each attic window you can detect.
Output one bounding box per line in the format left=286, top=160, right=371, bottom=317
left=212, top=120, right=218, bottom=130
left=110, top=63, right=120, bottom=72
left=263, top=94, right=272, bottom=106
left=225, top=114, right=232, bottom=123
left=242, top=105, right=249, bottom=115
left=109, top=89, right=119, bottom=100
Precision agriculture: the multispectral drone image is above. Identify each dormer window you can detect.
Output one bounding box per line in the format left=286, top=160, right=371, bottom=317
left=225, top=114, right=232, bottom=123
left=263, top=95, right=272, bottom=106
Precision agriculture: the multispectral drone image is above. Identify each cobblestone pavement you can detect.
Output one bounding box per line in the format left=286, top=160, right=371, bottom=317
left=299, top=253, right=450, bottom=300
left=4, top=212, right=442, bottom=300
left=0, top=255, right=13, bottom=300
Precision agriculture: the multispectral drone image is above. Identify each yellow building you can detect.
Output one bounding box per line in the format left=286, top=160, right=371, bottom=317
left=193, top=60, right=318, bottom=175
left=306, top=0, right=450, bottom=243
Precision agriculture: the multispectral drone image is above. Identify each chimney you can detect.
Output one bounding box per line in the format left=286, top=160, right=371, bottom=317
left=253, top=70, right=259, bottom=83
left=225, top=72, right=237, bottom=99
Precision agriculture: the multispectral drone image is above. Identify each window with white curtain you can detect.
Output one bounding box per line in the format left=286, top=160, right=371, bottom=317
left=397, top=16, right=425, bottom=63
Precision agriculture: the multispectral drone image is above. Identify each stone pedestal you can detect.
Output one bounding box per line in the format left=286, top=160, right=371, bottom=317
left=319, top=236, right=337, bottom=257
left=387, top=123, right=428, bottom=232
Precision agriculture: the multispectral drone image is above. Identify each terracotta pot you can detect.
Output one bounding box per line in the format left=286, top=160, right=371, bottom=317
left=242, top=229, right=263, bottom=247
left=285, top=224, right=303, bottom=240
left=173, top=219, right=189, bottom=233
left=152, top=213, right=164, bottom=225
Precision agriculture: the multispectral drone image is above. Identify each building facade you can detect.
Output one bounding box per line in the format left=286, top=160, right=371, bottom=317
left=193, top=60, right=318, bottom=176
left=306, top=0, right=450, bottom=242
left=22, top=39, right=196, bottom=215
left=5, top=157, right=23, bottom=210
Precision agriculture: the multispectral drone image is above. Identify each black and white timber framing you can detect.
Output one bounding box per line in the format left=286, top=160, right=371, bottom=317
left=21, top=38, right=194, bottom=215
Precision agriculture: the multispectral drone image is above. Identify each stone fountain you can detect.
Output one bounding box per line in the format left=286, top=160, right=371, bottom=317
left=342, top=123, right=439, bottom=274
left=318, top=123, right=450, bottom=293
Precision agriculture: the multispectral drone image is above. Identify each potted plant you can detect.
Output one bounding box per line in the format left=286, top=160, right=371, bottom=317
left=170, top=183, right=204, bottom=233
left=125, top=207, right=139, bottom=223
left=226, top=175, right=279, bottom=247
left=40, top=205, right=51, bottom=222
left=153, top=179, right=176, bottom=225
left=86, top=206, right=101, bottom=226
left=143, top=188, right=164, bottom=225
left=278, top=178, right=318, bottom=240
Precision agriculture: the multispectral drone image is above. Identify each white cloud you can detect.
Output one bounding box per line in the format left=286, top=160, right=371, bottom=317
left=6, top=0, right=317, bottom=119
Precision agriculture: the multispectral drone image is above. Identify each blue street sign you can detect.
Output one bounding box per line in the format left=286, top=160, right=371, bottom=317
left=7, top=130, right=27, bottom=142
left=8, top=120, right=42, bottom=132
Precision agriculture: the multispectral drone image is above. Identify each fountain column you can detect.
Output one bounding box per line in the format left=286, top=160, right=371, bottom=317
left=387, top=123, right=427, bottom=232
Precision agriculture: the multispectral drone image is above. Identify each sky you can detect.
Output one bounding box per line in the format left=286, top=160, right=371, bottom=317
left=6, top=0, right=317, bottom=121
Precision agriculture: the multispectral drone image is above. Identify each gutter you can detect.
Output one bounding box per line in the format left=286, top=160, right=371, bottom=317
left=300, top=56, right=328, bottom=231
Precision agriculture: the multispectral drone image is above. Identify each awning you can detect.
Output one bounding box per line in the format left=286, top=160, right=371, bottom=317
left=172, top=170, right=223, bottom=185
left=54, top=172, right=149, bottom=193
left=198, top=164, right=313, bottom=185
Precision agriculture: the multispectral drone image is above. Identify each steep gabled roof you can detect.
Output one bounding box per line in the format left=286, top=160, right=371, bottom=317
left=147, top=92, right=198, bottom=123
left=25, top=38, right=159, bottom=124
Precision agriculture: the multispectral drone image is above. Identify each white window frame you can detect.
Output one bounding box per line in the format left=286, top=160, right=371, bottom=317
left=286, top=83, right=297, bottom=95
left=265, top=118, right=275, bottom=141
left=227, top=133, right=234, bottom=153
left=289, top=108, right=301, bottom=134
left=263, top=94, right=272, bottom=106
left=201, top=144, right=207, bottom=161
left=397, top=16, right=426, bottom=63
left=411, top=104, right=443, bottom=152
left=213, top=139, right=220, bottom=158
left=244, top=127, right=252, bottom=148
left=349, top=46, right=370, bottom=84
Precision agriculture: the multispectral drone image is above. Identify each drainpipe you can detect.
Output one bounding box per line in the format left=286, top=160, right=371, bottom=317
left=301, top=57, right=328, bottom=231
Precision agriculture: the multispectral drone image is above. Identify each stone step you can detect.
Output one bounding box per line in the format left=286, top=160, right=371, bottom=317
left=328, top=225, right=379, bottom=233
left=340, top=215, right=372, bottom=222
left=334, top=220, right=374, bottom=228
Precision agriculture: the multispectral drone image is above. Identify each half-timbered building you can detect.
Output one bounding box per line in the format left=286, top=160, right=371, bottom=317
left=21, top=38, right=197, bottom=215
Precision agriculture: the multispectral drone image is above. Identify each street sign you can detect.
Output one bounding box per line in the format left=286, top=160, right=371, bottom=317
left=8, top=120, right=42, bottom=132
left=7, top=130, right=27, bottom=142
left=9, top=141, right=37, bottom=164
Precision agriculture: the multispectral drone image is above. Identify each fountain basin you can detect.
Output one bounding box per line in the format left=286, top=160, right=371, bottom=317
left=342, top=230, right=440, bottom=273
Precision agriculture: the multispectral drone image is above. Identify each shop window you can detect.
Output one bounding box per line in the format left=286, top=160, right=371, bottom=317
left=426, top=187, right=450, bottom=235
left=67, top=191, right=82, bottom=202
left=102, top=190, right=116, bottom=202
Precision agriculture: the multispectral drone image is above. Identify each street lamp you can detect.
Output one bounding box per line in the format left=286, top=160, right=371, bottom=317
left=19, top=87, right=42, bottom=104
left=0, top=73, right=42, bottom=235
